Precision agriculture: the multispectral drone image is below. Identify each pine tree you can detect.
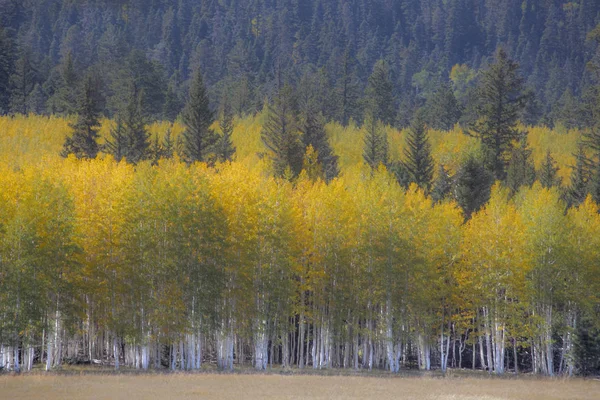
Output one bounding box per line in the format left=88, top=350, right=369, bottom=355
left=538, top=150, right=561, bottom=189
left=471, top=48, right=529, bottom=180
left=424, top=80, right=462, bottom=131
left=300, top=105, right=338, bottom=182
left=365, top=59, right=396, bottom=126
left=150, top=133, right=164, bottom=166
left=403, top=110, right=434, bottom=191
left=9, top=49, right=37, bottom=114
left=261, top=85, right=304, bottom=178
left=432, top=164, right=453, bottom=203
left=110, top=82, right=149, bottom=164
left=47, top=52, right=78, bottom=114
left=104, top=116, right=127, bottom=162
left=61, top=74, right=102, bottom=159
left=163, top=83, right=182, bottom=121
left=454, top=155, right=493, bottom=219
left=216, top=104, right=236, bottom=162
left=181, top=68, right=217, bottom=163
left=363, top=114, right=388, bottom=170
left=335, top=47, right=361, bottom=125
left=567, top=145, right=591, bottom=207
left=505, top=136, right=536, bottom=194
left=163, top=128, right=175, bottom=160
left=0, top=26, right=14, bottom=113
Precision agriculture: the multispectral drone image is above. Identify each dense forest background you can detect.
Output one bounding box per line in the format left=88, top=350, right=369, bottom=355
left=1, top=0, right=600, bottom=127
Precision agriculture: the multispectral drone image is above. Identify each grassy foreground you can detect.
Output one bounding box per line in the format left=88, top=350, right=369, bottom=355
left=0, top=372, right=598, bottom=400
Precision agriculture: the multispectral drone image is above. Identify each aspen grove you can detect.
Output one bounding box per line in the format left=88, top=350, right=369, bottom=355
left=0, top=152, right=599, bottom=375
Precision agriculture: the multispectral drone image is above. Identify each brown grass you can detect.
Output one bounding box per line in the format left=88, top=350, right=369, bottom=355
left=0, top=372, right=598, bottom=400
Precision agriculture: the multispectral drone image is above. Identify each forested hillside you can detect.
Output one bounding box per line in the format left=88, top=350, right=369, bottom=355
left=1, top=0, right=600, bottom=378
left=1, top=0, right=600, bottom=127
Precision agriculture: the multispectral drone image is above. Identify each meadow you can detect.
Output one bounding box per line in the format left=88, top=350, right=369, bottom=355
left=0, top=372, right=598, bottom=400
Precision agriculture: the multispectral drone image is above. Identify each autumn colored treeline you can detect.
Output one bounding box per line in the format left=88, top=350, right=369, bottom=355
left=0, top=156, right=599, bottom=375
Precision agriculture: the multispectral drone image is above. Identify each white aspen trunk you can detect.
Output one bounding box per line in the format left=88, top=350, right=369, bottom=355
left=7, top=346, right=13, bottom=371
left=417, top=333, right=431, bottom=371
left=483, top=307, right=493, bottom=373
left=13, top=346, right=20, bottom=373
left=385, top=300, right=400, bottom=373
left=312, top=324, right=318, bottom=369
left=113, top=336, right=119, bottom=370
left=196, top=332, right=202, bottom=369
left=27, top=345, right=34, bottom=371
left=46, top=331, right=53, bottom=371
left=318, top=321, right=324, bottom=369
left=253, top=320, right=268, bottom=370
left=282, top=329, right=289, bottom=369
left=353, top=326, right=359, bottom=370
left=54, top=309, right=61, bottom=367
left=563, top=307, right=576, bottom=376
left=544, top=305, right=554, bottom=376
left=440, top=322, right=447, bottom=373
left=0, top=345, right=4, bottom=369
left=298, top=317, right=305, bottom=369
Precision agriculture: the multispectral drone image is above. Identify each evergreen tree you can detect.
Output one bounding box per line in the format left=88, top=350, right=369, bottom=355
left=46, top=52, right=78, bottom=114
left=424, top=80, right=462, bottom=131
left=454, top=155, right=493, bottom=219
left=181, top=68, right=217, bottom=164
left=362, top=114, right=388, bottom=170
left=538, top=150, right=562, bottom=189
left=104, top=116, right=127, bottom=162
left=505, top=137, right=536, bottom=194
left=389, top=161, right=412, bottom=189
left=163, top=82, right=182, bottom=121
left=432, top=164, right=453, bottom=203
left=150, top=133, right=163, bottom=166
left=9, top=49, right=37, bottom=114
left=335, top=48, right=361, bottom=125
left=120, top=82, right=150, bottom=164
left=365, top=59, right=396, bottom=126
left=471, top=48, right=529, bottom=180
left=567, top=145, right=591, bottom=207
left=216, top=104, right=236, bottom=162
left=60, top=74, right=102, bottom=159
left=0, top=26, right=14, bottom=113
left=162, top=128, right=175, bottom=160
left=261, top=85, right=304, bottom=178
left=300, top=105, right=339, bottom=182
left=403, top=110, right=434, bottom=191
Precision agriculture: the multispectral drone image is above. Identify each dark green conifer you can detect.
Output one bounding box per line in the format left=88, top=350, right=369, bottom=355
left=61, top=74, right=102, bottom=159
left=104, top=116, right=127, bottom=162
left=453, top=155, right=493, bottom=219
left=181, top=68, right=217, bottom=163
left=300, top=105, right=338, bottom=182
left=432, top=164, right=453, bottom=203
left=363, top=114, right=388, bottom=170
left=365, top=60, right=396, bottom=126
left=471, top=48, right=529, bottom=180
left=505, top=136, right=536, bottom=194
left=261, top=85, right=304, bottom=178
left=216, top=104, right=236, bottom=162
left=538, top=150, right=562, bottom=189
left=403, top=110, right=434, bottom=191
left=424, top=80, right=462, bottom=131
left=0, top=27, right=14, bottom=113
left=567, top=145, right=591, bottom=207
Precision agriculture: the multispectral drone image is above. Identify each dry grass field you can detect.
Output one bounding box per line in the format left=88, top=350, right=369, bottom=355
left=0, top=373, right=598, bottom=400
